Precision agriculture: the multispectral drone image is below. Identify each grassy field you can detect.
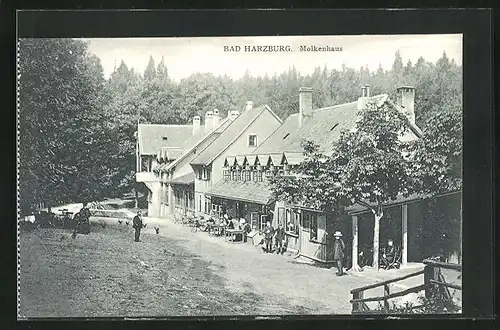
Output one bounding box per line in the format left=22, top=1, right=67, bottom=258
left=19, top=217, right=459, bottom=318
left=20, top=220, right=366, bottom=318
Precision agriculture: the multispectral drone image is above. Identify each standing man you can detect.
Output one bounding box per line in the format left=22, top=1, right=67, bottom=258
left=263, top=221, right=275, bottom=253
left=79, top=202, right=91, bottom=234
left=133, top=210, right=143, bottom=242
left=274, top=223, right=286, bottom=254
left=333, top=231, right=346, bottom=276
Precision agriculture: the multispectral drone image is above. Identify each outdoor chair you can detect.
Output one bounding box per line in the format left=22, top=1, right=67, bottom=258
left=180, top=214, right=191, bottom=226
left=188, top=216, right=200, bottom=232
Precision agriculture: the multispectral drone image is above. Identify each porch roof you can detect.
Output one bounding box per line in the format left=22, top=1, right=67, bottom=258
left=206, top=180, right=272, bottom=205
left=345, top=194, right=423, bottom=215
left=168, top=172, right=195, bottom=185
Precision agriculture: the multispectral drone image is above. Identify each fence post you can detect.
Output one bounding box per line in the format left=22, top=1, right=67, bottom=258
left=424, top=263, right=437, bottom=298
left=352, top=291, right=364, bottom=313
left=384, top=284, right=390, bottom=311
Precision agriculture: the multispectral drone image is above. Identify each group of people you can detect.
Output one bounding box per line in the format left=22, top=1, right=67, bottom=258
left=262, top=223, right=349, bottom=277
left=262, top=221, right=286, bottom=254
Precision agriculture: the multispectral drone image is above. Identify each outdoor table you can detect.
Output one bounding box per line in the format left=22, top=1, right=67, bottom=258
left=209, top=223, right=226, bottom=236
left=225, top=229, right=244, bottom=243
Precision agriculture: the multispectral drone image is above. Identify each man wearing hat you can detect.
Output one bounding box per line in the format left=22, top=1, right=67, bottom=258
left=333, top=231, right=346, bottom=276
left=132, top=210, right=143, bottom=242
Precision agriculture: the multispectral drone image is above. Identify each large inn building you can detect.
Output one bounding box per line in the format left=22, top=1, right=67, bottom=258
left=136, top=86, right=461, bottom=267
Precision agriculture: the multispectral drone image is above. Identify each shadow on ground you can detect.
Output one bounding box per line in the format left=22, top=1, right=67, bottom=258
left=19, top=223, right=315, bottom=318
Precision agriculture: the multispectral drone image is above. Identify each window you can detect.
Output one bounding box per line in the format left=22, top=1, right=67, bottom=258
left=141, top=157, right=149, bottom=172
left=197, top=169, right=203, bottom=180
left=250, top=212, right=260, bottom=230
left=231, top=170, right=239, bottom=181
left=188, top=191, right=194, bottom=210
left=248, top=134, right=258, bottom=147
left=255, top=171, right=263, bottom=182
left=310, top=214, right=318, bottom=241
left=302, top=211, right=311, bottom=231
left=245, top=170, right=251, bottom=181
left=302, top=210, right=319, bottom=241
left=204, top=198, right=211, bottom=214
left=223, top=169, right=231, bottom=181
left=260, top=214, right=268, bottom=231
left=202, top=167, right=211, bottom=181
left=286, top=209, right=300, bottom=236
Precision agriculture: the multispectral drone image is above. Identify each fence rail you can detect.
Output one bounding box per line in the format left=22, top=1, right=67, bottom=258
left=350, top=259, right=462, bottom=314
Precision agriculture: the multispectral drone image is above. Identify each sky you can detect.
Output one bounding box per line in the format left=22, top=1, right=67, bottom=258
left=85, top=34, right=462, bottom=81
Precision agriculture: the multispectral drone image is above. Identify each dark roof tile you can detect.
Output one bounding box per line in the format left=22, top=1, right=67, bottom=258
left=206, top=180, right=272, bottom=205
left=138, top=124, right=193, bottom=155
left=191, top=105, right=275, bottom=166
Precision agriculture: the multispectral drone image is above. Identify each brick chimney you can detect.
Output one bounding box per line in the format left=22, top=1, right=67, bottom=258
left=204, top=110, right=213, bottom=134
left=192, top=116, right=201, bottom=136
left=299, top=87, right=313, bottom=128
left=229, top=110, right=240, bottom=121
left=212, top=109, right=221, bottom=130
left=245, top=101, right=253, bottom=111
left=397, top=86, right=416, bottom=124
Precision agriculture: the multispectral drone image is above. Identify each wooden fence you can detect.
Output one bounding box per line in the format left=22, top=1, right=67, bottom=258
left=350, top=259, right=461, bottom=314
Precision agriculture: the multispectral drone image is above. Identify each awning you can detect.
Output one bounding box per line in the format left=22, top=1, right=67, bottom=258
left=224, top=156, right=236, bottom=167
left=169, top=172, right=195, bottom=185
left=256, top=154, right=270, bottom=166
left=235, top=155, right=246, bottom=167
left=283, top=152, right=304, bottom=165
left=206, top=179, right=273, bottom=205
left=269, top=153, right=282, bottom=166
left=246, top=155, right=257, bottom=166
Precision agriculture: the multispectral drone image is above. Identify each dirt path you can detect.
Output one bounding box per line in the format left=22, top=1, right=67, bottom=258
left=19, top=219, right=375, bottom=318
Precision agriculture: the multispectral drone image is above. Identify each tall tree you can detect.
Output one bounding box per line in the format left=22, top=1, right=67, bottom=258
left=18, top=38, right=115, bottom=213
left=270, top=101, right=413, bottom=269
left=144, top=55, right=157, bottom=82
left=409, top=108, right=462, bottom=196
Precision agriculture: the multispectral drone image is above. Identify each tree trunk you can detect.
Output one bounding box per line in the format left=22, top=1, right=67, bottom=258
left=372, top=206, right=383, bottom=270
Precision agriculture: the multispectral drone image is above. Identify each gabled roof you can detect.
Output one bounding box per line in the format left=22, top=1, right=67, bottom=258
left=159, top=117, right=231, bottom=173
left=169, top=172, right=195, bottom=185
left=137, top=124, right=193, bottom=155
left=253, top=94, right=421, bottom=156
left=253, top=99, right=365, bottom=155
left=190, top=105, right=282, bottom=166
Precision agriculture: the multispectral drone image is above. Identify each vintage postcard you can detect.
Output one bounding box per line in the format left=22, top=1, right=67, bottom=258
left=17, top=34, right=463, bottom=318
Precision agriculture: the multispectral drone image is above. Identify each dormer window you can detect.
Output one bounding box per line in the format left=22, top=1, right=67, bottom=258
left=248, top=134, right=258, bottom=147
left=202, top=167, right=210, bottom=181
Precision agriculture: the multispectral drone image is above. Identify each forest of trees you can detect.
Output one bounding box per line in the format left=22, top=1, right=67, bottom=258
left=18, top=38, right=462, bottom=215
